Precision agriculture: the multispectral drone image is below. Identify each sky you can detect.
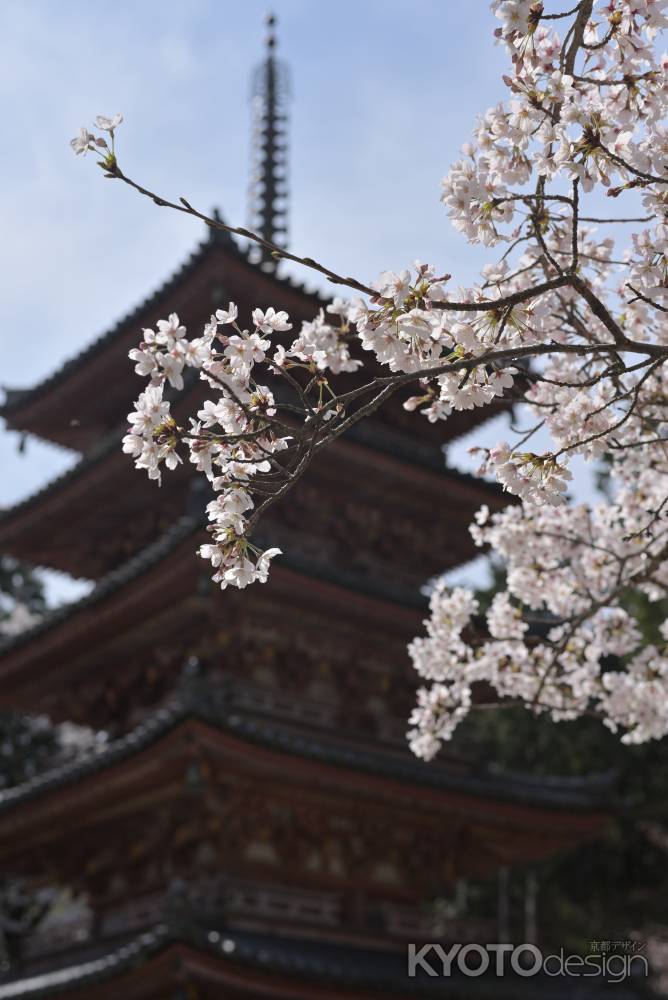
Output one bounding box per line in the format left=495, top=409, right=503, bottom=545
left=0, top=1, right=594, bottom=601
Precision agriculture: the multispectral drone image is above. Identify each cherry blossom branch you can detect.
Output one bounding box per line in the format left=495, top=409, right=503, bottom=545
left=71, top=0, right=668, bottom=758
left=562, top=0, right=594, bottom=74
left=626, top=284, right=668, bottom=314
left=107, top=164, right=377, bottom=298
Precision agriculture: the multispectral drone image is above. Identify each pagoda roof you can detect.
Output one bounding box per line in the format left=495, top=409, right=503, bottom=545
left=0, top=412, right=506, bottom=580
left=0, top=673, right=614, bottom=919
left=0, top=922, right=642, bottom=1000
left=0, top=670, right=615, bottom=819
left=0, top=417, right=503, bottom=532
left=0, top=512, right=440, bottom=722
left=0, top=233, right=327, bottom=446
left=0, top=516, right=203, bottom=656
left=1, top=232, right=505, bottom=452
left=0, top=513, right=426, bottom=660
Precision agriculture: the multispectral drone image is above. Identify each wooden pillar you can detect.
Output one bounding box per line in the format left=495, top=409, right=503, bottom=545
left=497, top=866, right=510, bottom=943
left=524, top=870, right=538, bottom=944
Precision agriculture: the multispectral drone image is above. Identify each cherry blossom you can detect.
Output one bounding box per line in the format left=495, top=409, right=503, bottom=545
left=251, top=307, right=292, bottom=333
left=94, top=113, right=123, bottom=132
left=69, top=128, right=95, bottom=156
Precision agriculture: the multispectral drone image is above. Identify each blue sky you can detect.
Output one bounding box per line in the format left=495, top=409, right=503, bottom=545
left=0, top=1, right=587, bottom=599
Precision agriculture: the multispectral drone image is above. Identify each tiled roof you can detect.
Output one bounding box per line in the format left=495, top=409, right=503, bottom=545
left=0, top=417, right=510, bottom=655
left=0, top=233, right=327, bottom=419
left=0, top=425, right=125, bottom=528
left=0, top=919, right=640, bottom=999
left=0, top=667, right=615, bottom=815
left=0, top=508, right=435, bottom=665
left=0, top=406, right=505, bottom=537
left=0, top=927, right=166, bottom=999
left=0, top=516, right=202, bottom=658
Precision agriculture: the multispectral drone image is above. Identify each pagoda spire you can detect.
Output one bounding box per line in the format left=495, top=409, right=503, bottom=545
left=248, top=13, right=290, bottom=271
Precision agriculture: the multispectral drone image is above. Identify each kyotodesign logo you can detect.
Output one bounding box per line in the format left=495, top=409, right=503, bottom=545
left=407, top=942, right=648, bottom=983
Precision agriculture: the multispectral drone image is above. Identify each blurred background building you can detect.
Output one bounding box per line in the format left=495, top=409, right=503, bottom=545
left=0, top=11, right=661, bottom=1000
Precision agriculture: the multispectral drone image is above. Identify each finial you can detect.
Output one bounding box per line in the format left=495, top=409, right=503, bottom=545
left=248, top=12, right=291, bottom=271
left=266, top=11, right=277, bottom=49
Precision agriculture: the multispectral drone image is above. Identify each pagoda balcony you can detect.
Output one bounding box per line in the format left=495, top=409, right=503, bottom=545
left=0, top=516, right=435, bottom=730
left=19, top=877, right=498, bottom=972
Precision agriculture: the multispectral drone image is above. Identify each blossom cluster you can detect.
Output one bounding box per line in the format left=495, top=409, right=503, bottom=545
left=442, top=1, right=668, bottom=246
left=406, top=0, right=668, bottom=753
left=70, top=114, right=123, bottom=167
left=122, top=305, right=297, bottom=588
left=409, top=425, right=668, bottom=757
left=123, top=298, right=383, bottom=588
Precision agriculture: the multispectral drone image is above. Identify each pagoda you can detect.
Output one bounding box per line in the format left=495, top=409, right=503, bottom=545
left=0, top=17, right=615, bottom=1000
